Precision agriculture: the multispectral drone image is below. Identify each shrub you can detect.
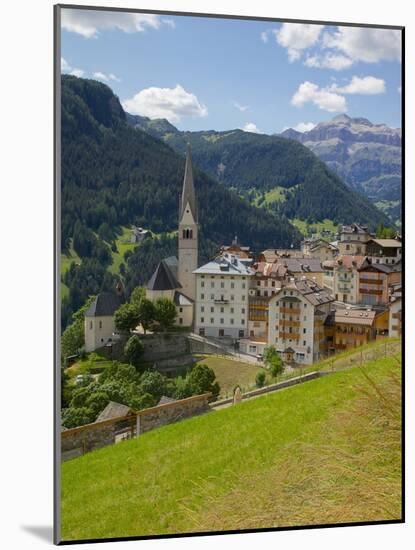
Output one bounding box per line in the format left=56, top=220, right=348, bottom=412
left=124, top=335, right=144, bottom=369
left=255, top=371, right=266, bottom=388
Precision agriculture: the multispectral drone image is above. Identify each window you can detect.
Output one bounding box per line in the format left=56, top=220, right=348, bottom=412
left=179, top=307, right=183, bottom=313
left=221, top=282, right=225, bottom=288
left=200, top=317, right=204, bottom=323
left=200, top=293, right=205, bottom=300
left=211, top=294, right=214, bottom=300
left=242, top=295, right=246, bottom=301
left=241, top=319, right=245, bottom=325
left=199, top=328, right=205, bottom=336
left=211, top=282, right=215, bottom=288
left=219, top=329, right=225, bottom=337
left=231, top=295, right=234, bottom=301
left=179, top=318, right=183, bottom=325
left=303, top=340, right=307, bottom=346
left=257, top=281, right=261, bottom=286
left=303, top=316, right=307, bottom=321
left=303, top=328, right=306, bottom=334
left=230, top=318, right=234, bottom=325
left=220, top=318, right=224, bottom=324
left=210, top=306, right=214, bottom=313
left=231, top=282, right=235, bottom=289
left=230, top=307, right=234, bottom=313
left=304, top=303, right=307, bottom=308
left=99, top=321, right=102, bottom=329
left=242, top=283, right=246, bottom=289
left=89, top=321, right=93, bottom=329
left=201, top=306, right=205, bottom=312
left=239, top=329, right=244, bottom=338
left=210, top=318, right=214, bottom=324
left=220, top=307, right=224, bottom=313
left=242, top=308, right=245, bottom=314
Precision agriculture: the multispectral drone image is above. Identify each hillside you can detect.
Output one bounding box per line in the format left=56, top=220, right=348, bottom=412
left=280, top=114, right=402, bottom=224
left=61, top=349, right=401, bottom=541
left=127, top=114, right=390, bottom=230
left=61, top=76, right=301, bottom=325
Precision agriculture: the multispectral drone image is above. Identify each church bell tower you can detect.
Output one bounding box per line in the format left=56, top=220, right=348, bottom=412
left=178, top=144, right=198, bottom=301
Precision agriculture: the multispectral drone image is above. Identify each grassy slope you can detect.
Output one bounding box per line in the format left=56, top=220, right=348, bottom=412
left=61, top=347, right=401, bottom=541
left=108, top=226, right=138, bottom=274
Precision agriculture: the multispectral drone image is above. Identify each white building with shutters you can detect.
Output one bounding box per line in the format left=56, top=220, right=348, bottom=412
left=194, top=254, right=254, bottom=338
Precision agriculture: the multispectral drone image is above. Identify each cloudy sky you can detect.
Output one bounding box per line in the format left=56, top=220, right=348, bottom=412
left=60, top=8, right=402, bottom=134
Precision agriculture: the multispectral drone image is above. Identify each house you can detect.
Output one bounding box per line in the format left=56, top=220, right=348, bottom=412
left=366, top=238, right=402, bottom=263
left=193, top=253, right=253, bottom=338
left=84, top=283, right=125, bottom=353
left=331, top=308, right=379, bottom=351
left=331, top=255, right=369, bottom=304
left=302, top=238, right=338, bottom=261
left=337, top=223, right=374, bottom=255
left=358, top=262, right=402, bottom=306
left=267, top=278, right=334, bottom=365
left=130, top=226, right=150, bottom=243
left=220, top=236, right=252, bottom=259
left=258, top=248, right=304, bottom=263
left=146, top=259, right=194, bottom=327
left=389, top=284, right=402, bottom=337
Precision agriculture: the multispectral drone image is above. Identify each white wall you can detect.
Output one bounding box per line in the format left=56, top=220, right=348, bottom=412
left=84, top=315, right=117, bottom=353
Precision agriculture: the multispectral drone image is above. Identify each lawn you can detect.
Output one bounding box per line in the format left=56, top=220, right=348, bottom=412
left=194, top=355, right=266, bottom=397
left=61, top=348, right=402, bottom=541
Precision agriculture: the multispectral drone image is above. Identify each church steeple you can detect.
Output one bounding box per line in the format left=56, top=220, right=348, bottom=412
left=178, top=143, right=198, bottom=302
left=180, top=143, right=198, bottom=223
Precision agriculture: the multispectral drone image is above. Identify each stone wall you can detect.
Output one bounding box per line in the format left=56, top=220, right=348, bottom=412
left=141, top=332, right=190, bottom=361
left=138, top=393, right=211, bottom=434
left=61, top=393, right=211, bottom=461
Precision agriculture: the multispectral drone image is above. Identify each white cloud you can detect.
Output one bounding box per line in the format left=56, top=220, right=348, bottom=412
left=291, top=122, right=317, bottom=133
left=93, top=71, right=121, bottom=83
left=304, top=53, right=353, bottom=71
left=234, top=101, right=248, bottom=112
left=273, top=23, right=323, bottom=62
left=323, top=27, right=401, bottom=64
left=61, top=57, right=85, bottom=77
left=330, top=75, right=385, bottom=95
left=261, top=30, right=270, bottom=43
left=291, top=81, right=347, bottom=113
left=122, top=84, right=208, bottom=123
left=61, top=9, right=173, bottom=38
left=242, top=122, right=260, bottom=133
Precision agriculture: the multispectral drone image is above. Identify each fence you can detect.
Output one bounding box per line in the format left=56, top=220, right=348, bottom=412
left=61, top=392, right=211, bottom=461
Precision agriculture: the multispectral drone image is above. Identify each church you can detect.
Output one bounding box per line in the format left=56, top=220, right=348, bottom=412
left=146, top=144, right=198, bottom=327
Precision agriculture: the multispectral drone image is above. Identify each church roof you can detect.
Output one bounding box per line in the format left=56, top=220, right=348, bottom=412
left=147, top=259, right=182, bottom=291
left=174, top=290, right=194, bottom=306
left=180, top=144, right=198, bottom=222
left=84, top=292, right=124, bottom=318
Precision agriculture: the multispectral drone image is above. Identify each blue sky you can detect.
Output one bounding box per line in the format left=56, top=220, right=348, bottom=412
left=61, top=8, right=402, bottom=134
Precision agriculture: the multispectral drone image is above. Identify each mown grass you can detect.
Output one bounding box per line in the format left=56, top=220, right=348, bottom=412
left=194, top=355, right=266, bottom=397
left=291, top=217, right=338, bottom=238
left=61, top=349, right=401, bottom=541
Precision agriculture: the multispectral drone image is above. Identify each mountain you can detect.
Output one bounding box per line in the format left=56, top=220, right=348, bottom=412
left=127, top=115, right=390, bottom=230
left=61, top=76, right=302, bottom=324
left=280, top=114, right=402, bottom=224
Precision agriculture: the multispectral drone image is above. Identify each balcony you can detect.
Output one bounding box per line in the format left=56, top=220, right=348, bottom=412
left=360, top=288, right=383, bottom=296
left=214, top=296, right=229, bottom=304
left=279, top=332, right=300, bottom=340
left=280, top=320, right=300, bottom=328
left=280, top=307, right=301, bottom=315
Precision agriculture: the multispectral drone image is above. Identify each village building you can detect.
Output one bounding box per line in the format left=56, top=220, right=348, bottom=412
left=302, top=238, right=338, bottom=261
left=329, top=255, right=369, bottom=304
left=84, top=283, right=125, bottom=353
left=267, top=279, right=334, bottom=365
left=130, top=226, right=150, bottom=243
left=258, top=248, right=305, bottom=263
left=329, top=308, right=388, bottom=351
left=220, top=237, right=252, bottom=259
left=366, top=238, right=402, bottom=264
left=337, top=223, right=374, bottom=255
left=358, top=261, right=402, bottom=306
left=389, top=284, right=402, bottom=338
left=193, top=253, right=253, bottom=339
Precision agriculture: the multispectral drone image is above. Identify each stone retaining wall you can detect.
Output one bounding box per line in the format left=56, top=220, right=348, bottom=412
left=61, top=393, right=211, bottom=461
